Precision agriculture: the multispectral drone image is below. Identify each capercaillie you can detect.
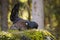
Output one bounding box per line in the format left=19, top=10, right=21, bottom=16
left=10, top=2, right=38, bottom=31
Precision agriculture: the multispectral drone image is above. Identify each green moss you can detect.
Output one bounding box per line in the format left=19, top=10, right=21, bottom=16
left=0, top=29, right=56, bottom=40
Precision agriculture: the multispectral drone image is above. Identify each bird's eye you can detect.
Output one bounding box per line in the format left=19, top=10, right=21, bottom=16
left=26, top=23, right=28, bottom=25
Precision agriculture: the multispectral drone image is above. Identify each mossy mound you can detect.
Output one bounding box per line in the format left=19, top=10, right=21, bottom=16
left=0, top=29, right=56, bottom=40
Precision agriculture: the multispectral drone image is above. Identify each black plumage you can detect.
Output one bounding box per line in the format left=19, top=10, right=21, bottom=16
left=10, top=2, right=38, bottom=31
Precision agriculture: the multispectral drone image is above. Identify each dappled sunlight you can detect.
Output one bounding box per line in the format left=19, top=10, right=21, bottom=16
left=19, top=0, right=28, bottom=3
left=8, top=12, right=13, bottom=28
left=20, top=10, right=29, bottom=20
left=0, top=31, right=13, bottom=37
left=0, top=29, right=56, bottom=40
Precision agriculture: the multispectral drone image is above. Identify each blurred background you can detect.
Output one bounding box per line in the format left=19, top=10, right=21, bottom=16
left=0, top=0, right=60, bottom=40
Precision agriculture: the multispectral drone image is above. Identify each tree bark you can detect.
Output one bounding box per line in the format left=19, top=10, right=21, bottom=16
left=1, top=0, right=8, bottom=31
left=0, top=2, right=1, bottom=30
left=32, top=0, right=44, bottom=29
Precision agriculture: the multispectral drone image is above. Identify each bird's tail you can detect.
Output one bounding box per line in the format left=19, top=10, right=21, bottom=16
left=10, top=2, right=21, bottom=23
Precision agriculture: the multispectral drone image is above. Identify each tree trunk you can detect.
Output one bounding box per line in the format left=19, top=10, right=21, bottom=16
left=0, top=2, right=1, bottom=30
left=32, top=0, right=44, bottom=29
left=1, top=0, right=8, bottom=31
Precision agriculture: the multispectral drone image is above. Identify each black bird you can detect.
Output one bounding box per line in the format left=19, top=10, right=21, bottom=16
left=10, top=2, right=38, bottom=31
